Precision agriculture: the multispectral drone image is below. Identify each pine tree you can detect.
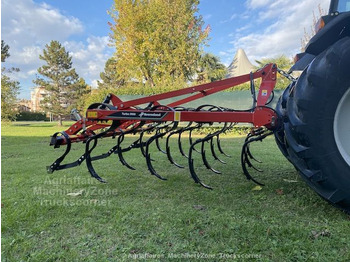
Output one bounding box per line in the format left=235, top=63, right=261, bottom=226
left=97, top=57, right=125, bottom=89
left=33, top=40, right=83, bottom=126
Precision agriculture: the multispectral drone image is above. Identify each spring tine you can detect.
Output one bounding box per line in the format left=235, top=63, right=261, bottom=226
left=85, top=136, right=107, bottom=183
left=166, top=130, right=185, bottom=168
left=216, top=134, right=231, bottom=157
left=201, top=140, right=221, bottom=174
left=189, top=128, right=201, bottom=154
left=145, top=135, right=167, bottom=180
left=47, top=131, right=72, bottom=173
left=241, top=141, right=264, bottom=186
left=139, top=123, right=159, bottom=159
left=244, top=132, right=262, bottom=163
left=117, top=132, right=136, bottom=170
left=85, top=120, right=122, bottom=183
left=155, top=129, right=167, bottom=154
left=139, top=131, right=147, bottom=157
left=188, top=141, right=213, bottom=190
left=178, top=130, right=188, bottom=158
left=210, top=137, right=226, bottom=164
left=246, top=143, right=262, bottom=163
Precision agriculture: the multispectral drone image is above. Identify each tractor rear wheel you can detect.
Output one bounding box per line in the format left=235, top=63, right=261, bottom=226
left=274, top=83, right=293, bottom=161
left=284, top=37, right=350, bottom=212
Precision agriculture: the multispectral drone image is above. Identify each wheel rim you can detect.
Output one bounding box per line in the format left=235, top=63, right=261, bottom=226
left=334, top=87, right=350, bottom=167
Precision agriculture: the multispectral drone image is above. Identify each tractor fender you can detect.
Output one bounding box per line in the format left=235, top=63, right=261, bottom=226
left=306, top=12, right=350, bottom=56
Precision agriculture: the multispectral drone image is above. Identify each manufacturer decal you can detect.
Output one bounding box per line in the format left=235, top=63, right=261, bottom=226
left=108, top=111, right=168, bottom=120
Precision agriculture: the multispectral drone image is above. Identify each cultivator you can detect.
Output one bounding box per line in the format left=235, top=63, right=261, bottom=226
left=48, top=63, right=279, bottom=188
left=46, top=0, right=350, bottom=212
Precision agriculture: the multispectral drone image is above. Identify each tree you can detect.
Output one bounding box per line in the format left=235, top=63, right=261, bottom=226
left=301, top=4, right=326, bottom=51
left=1, top=40, right=10, bottom=62
left=197, top=53, right=227, bottom=83
left=97, top=57, right=125, bottom=89
left=109, top=0, right=208, bottom=88
left=33, top=40, right=84, bottom=126
left=1, top=41, right=20, bottom=121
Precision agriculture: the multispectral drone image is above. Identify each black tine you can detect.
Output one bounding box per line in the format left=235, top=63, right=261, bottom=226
left=246, top=143, right=262, bottom=163
left=139, top=131, right=147, bottom=158
left=84, top=120, right=121, bottom=183
left=178, top=130, right=188, bottom=158
left=146, top=153, right=167, bottom=180
left=85, top=137, right=107, bottom=183
left=47, top=131, right=72, bottom=173
left=210, top=137, right=226, bottom=164
left=201, top=141, right=221, bottom=174
left=117, top=133, right=136, bottom=170
left=155, top=129, right=167, bottom=154
left=241, top=142, right=264, bottom=186
left=239, top=129, right=273, bottom=186
left=166, top=131, right=185, bottom=168
left=145, top=136, right=167, bottom=180
left=188, top=144, right=213, bottom=190
left=189, top=128, right=201, bottom=154
left=216, top=134, right=231, bottom=157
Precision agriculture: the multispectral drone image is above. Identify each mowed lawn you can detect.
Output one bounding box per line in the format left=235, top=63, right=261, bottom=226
left=1, top=122, right=349, bottom=261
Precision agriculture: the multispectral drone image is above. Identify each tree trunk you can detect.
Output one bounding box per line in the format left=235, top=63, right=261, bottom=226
left=58, top=114, right=63, bottom=126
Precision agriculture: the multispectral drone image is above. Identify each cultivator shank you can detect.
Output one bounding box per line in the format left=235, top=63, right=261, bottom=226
left=48, top=63, right=279, bottom=188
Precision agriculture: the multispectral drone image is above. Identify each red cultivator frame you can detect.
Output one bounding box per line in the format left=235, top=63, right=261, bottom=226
left=48, top=63, right=279, bottom=189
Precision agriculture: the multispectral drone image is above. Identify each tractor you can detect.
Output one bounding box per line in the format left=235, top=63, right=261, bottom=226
left=47, top=0, right=350, bottom=213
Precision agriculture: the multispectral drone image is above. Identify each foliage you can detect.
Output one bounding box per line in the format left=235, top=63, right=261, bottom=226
left=109, top=0, right=208, bottom=88
left=197, top=53, right=227, bottom=83
left=1, top=40, right=10, bottom=62
left=33, top=41, right=88, bottom=126
left=16, top=111, right=48, bottom=121
left=301, top=4, right=326, bottom=51
left=2, top=122, right=350, bottom=261
left=97, top=57, right=125, bottom=89
left=1, top=40, right=20, bottom=121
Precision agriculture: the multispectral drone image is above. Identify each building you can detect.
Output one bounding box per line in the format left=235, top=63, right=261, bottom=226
left=30, top=87, right=48, bottom=112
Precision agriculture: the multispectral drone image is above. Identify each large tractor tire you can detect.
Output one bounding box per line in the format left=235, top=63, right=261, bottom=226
left=284, top=37, right=350, bottom=212
left=274, top=83, right=293, bottom=161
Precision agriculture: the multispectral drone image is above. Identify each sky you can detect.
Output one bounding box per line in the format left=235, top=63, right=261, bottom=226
left=1, top=0, right=330, bottom=99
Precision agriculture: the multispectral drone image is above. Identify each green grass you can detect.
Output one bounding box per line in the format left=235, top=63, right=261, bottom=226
left=2, top=122, right=350, bottom=261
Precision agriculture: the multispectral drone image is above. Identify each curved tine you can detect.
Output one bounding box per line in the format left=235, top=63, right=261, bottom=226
left=241, top=142, right=264, bottom=186
left=201, top=140, right=221, bottom=174
left=189, top=126, right=201, bottom=154
left=85, top=120, right=123, bottom=182
left=117, top=131, right=136, bottom=170
left=188, top=140, right=213, bottom=189
left=85, top=136, right=107, bottom=183
left=245, top=143, right=262, bottom=163
left=176, top=121, right=195, bottom=158
left=145, top=135, right=167, bottom=180
left=47, top=131, right=72, bottom=173
left=210, top=137, right=226, bottom=164
left=166, top=130, right=185, bottom=168
left=155, top=129, right=167, bottom=154
left=139, top=123, right=159, bottom=158
left=242, top=138, right=263, bottom=172
left=216, top=134, right=231, bottom=157
left=178, top=130, right=188, bottom=158
left=244, top=132, right=262, bottom=163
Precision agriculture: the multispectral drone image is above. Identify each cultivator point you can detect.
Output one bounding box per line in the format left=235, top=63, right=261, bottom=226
left=48, top=63, right=279, bottom=188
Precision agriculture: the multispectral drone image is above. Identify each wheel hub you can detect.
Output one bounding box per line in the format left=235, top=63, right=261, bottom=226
left=334, top=88, right=350, bottom=167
